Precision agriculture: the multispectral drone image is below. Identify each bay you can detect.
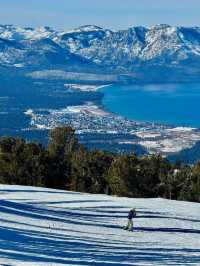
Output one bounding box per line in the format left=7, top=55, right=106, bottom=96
left=101, top=83, right=200, bottom=128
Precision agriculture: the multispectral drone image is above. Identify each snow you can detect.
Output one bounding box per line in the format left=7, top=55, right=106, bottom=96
left=14, top=63, right=24, bottom=68
left=24, top=109, right=34, bottom=116
left=0, top=25, right=54, bottom=41
left=166, top=127, right=195, bottom=132
left=135, top=131, right=162, bottom=138
left=1, top=24, right=200, bottom=74
left=63, top=25, right=104, bottom=34
left=27, top=70, right=117, bottom=83
left=139, top=138, right=193, bottom=154
left=56, top=102, right=110, bottom=117
left=134, top=127, right=200, bottom=155
left=64, top=84, right=111, bottom=92
left=0, top=184, right=200, bottom=265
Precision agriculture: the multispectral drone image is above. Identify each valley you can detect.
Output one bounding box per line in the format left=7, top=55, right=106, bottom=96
left=1, top=24, right=200, bottom=161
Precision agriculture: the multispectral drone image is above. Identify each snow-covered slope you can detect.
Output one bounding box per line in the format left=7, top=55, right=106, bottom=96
left=0, top=184, right=200, bottom=265
left=1, top=24, right=200, bottom=82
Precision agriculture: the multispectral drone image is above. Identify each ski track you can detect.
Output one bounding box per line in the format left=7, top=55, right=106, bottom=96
left=0, top=185, right=199, bottom=265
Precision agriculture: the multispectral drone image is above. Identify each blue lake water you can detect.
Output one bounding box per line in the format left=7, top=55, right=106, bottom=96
left=101, top=83, right=200, bottom=128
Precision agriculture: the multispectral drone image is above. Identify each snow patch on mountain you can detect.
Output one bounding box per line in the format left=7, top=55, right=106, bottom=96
left=0, top=25, right=55, bottom=40
left=64, top=25, right=105, bottom=34
left=1, top=24, right=200, bottom=82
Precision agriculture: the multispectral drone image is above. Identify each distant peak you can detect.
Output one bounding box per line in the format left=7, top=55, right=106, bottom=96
left=64, top=25, right=105, bottom=34
left=150, top=24, right=172, bottom=30
left=77, top=25, right=104, bottom=31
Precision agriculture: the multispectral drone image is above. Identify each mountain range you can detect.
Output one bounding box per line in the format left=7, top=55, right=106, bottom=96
left=1, top=24, right=200, bottom=83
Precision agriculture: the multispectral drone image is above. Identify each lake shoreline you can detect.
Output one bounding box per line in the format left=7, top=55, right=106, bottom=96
left=99, top=83, right=200, bottom=129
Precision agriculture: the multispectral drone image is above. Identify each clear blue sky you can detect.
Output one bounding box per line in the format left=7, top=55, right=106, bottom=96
left=1, top=0, right=200, bottom=30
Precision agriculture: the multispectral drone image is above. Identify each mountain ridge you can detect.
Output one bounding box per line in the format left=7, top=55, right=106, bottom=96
left=1, top=24, right=200, bottom=83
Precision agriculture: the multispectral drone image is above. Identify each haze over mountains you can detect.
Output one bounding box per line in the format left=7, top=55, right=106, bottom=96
left=1, top=24, right=200, bottom=83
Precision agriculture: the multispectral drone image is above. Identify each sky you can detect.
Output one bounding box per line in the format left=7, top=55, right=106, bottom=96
left=0, top=0, right=200, bottom=30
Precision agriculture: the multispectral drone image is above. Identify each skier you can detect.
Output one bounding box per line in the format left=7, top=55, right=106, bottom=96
left=124, top=208, right=136, bottom=231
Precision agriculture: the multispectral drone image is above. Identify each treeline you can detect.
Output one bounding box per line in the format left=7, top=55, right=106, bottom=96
left=0, top=126, right=200, bottom=202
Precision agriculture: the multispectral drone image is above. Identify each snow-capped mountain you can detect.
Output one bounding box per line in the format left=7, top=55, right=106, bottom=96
left=0, top=184, right=200, bottom=265
left=1, top=24, right=200, bottom=83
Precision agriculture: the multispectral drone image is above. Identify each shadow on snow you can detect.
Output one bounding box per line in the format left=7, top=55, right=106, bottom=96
left=0, top=194, right=200, bottom=264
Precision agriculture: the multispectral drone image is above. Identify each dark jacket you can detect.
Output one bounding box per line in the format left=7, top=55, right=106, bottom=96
left=128, top=209, right=136, bottom=219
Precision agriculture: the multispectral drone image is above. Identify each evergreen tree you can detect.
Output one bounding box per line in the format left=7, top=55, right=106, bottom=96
left=47, top=126, right=79, bottom=189
left=0, top=126, right=200, bottom=203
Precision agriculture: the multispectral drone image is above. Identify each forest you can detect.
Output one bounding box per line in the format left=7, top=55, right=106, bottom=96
left=0, top=126, right=200, bottom=202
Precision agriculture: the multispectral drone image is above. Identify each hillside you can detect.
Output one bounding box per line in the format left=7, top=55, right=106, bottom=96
left=1, top=24, right=200, bottom=83
left=0, top=185, right=200, bottom=265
